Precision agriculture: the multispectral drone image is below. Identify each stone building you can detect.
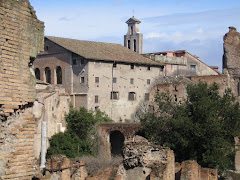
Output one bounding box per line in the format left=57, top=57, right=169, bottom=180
left=34, top=36, right=164, bottom=122
left=34, top=18, right=219, bottom=122
left=143, top=50, right=219, bottom=77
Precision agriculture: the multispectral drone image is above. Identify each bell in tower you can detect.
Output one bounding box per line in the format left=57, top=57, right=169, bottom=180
left=124, top=16, right=143, bottom=54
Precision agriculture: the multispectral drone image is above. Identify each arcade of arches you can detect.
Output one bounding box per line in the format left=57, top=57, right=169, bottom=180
left=35, top=66, right=62, bottom=85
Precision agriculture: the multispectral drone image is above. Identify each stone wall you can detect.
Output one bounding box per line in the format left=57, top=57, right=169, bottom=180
left=34, top=81, right=71, bottom=159
left=0, top=0, right=44, bottom=179
left=123, top=141, right=175, bottom=180
left=98, top=123, right=142, bottom=158
left=150, top=75, right=230, bottom=106
left=223, top=26, right=240, bottom=77
left=175, top=161, right=218, bottom=180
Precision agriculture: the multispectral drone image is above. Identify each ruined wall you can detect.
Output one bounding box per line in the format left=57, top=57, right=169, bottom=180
left=223, top=27, right=240, bottom=77
left=0, top=0, right=44, bottom=179
left=0, top=0, right=44, bottom=116
left=150, top=75, right=230, bottom=106
left=123, top=141, right=175, bottom=180
left=98, top=123, right=142, bottom=158
left=34, top=82, right=71, bottom=159
left=175, top=161, right=218, bottom=180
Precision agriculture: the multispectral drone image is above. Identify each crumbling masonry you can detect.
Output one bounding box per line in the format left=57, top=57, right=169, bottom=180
left=0, top=0, right=44, bottom=179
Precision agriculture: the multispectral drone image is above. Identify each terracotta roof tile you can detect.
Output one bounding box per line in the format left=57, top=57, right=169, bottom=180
left=46, top=36, right=162, bottom=66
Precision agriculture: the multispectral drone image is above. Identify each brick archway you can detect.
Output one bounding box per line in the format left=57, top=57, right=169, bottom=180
left=98, top=123, right=142, bottom=158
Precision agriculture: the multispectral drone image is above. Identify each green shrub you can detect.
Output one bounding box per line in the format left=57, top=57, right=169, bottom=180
left=140, top=82, right=240, bottom=171
left=47, top=107, right=111, bottom=158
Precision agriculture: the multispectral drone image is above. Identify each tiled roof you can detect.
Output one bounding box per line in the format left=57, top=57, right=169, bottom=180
left=46, top=36, right=162, bottom=66
left=126, top=16, right=141, bottom=24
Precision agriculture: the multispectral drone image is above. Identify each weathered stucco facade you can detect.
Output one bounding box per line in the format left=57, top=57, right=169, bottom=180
left=144, top=50, right=219, bottom=77
left=34, top=81, right=71, bottom=159
left=34, top=37, right=164, bottom=122
left=0, top=0, right=44, bottom=179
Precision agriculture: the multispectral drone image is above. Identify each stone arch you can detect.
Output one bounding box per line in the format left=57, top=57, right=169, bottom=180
left=56, top=66, right=62, bottom=84
left=98, top=123, right=142, bottom=158
left=110, top=130, right=125, bottom=156
left=45, top=67, right=51, bottom=84
left=35, top=68, right=40, bottom=80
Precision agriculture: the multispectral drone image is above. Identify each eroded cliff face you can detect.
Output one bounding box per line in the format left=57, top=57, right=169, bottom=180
left=223, top=26, right=240, bottom=77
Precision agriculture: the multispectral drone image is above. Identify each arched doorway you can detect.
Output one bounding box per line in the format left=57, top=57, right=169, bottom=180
left=110, top=130, right=125, bottom=156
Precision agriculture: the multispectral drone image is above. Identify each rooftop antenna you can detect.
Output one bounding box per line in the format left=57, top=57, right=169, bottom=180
left=133, top=9, right=135, bottom=17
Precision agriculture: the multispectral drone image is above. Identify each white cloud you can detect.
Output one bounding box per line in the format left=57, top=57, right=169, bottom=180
left=145, top=32, right=168, bottom=39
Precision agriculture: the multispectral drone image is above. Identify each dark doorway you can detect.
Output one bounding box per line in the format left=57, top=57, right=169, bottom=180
left=110, top=131, right=125, bottom=156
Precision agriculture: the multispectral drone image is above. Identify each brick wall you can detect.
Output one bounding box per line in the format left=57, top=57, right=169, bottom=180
left=0, top=0, right=44, bottom=116
left=0, top=0, right=44, bottom=179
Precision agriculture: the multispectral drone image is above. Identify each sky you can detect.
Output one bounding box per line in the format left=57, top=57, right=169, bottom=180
left=29, top=0, right=240, bottom=72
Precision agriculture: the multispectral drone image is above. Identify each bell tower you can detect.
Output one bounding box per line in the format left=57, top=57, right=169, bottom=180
left=124, top=16, right=143, bottom=54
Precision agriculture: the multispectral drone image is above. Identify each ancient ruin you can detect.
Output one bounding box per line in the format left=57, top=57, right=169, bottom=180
left=0, top=0, right=240, bottom=179
left=0, top=0, right=44, bottom=179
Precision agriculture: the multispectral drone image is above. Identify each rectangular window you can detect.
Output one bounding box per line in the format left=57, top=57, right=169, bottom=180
left=111, top=91, right=119, bottom=100
left=130, top=78, right=134, bottom=84
left=145, top=93, right=150, bottom=101
left=113, top=77, right=117, bottom=83
left=95, top=77, right=99, bottom=83
left=130, top=64, right=134, bottom=69
left=190, top=65, right=196, bottom=74
left=80, top=77, right=84, bottom=83
left=95, top=95, right=98, bottom=103
left=128, top=92, right=136, bottom=101
left=113, top=62, right=117, bottom=68
left=147, top=66, right=151, bottom=71
left=147, top=79, right=150, bottom=85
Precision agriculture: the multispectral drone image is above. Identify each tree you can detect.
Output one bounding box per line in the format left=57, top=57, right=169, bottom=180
left=47, top=107, right=112, bottom=158
left=140, top=82, right=240, bottom=171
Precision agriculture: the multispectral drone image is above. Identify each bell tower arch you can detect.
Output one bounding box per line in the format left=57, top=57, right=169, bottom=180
left=124, top=16, right=143, bottom=54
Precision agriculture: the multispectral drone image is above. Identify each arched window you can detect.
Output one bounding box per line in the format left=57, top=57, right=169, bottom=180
left=56, top=66, right=62, bottom=84
left=110, top=130, right=125, bottom=156
left=45, top=67, right=51, bottom=84
left=128, top=40, right=131, bottom=49
left=131, top=26, right=133, bottom=35
left=35, top=68, right=40, bottom=80
left=134, top=39, right=136, bottom=52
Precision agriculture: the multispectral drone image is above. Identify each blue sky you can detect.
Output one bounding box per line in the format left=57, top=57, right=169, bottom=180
left=29, top=0, right=240, bottom=72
